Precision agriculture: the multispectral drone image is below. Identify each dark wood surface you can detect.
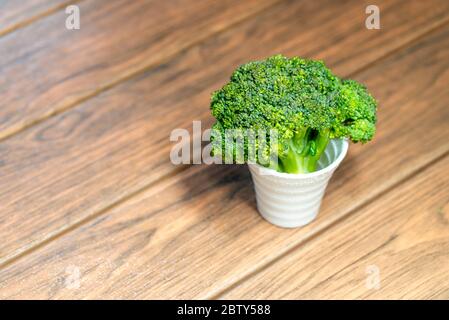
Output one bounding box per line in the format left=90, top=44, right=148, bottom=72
left=223, top=154, right=449, bottom=299
left=0, top=0, right=448, bottom=299
left=0, top=0, right=278, bottom=140
left=0, top=0, right=73, bottom=36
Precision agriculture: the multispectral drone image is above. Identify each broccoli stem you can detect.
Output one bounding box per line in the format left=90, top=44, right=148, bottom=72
left=279, top=128, right=330, bottom=174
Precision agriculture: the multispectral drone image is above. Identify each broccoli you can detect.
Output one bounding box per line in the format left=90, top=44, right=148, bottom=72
left=210, top=55, right=377, bottom=174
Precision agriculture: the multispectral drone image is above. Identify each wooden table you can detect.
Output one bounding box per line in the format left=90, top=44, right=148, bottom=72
left=0, top=0, right=448, bottom=299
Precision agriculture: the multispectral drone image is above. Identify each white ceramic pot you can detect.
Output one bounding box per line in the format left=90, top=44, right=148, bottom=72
left=248, top=139, right=349, bottom=228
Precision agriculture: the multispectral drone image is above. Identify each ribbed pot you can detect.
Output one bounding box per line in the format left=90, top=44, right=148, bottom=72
left=248, top=139, right=349, bottom=228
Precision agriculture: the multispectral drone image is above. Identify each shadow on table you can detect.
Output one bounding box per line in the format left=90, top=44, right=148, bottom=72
left=179, top=161, right=257, bottom=213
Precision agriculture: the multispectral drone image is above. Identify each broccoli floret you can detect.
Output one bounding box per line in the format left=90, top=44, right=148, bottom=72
left=210, top=55, right=377, bottom=173
left=331, top=79, right=377, bottom=143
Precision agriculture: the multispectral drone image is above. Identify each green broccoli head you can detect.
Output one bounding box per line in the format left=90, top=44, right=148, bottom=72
left=210, top=55, right=377, bottom=173
left=331, top=79, right=377, bottom=143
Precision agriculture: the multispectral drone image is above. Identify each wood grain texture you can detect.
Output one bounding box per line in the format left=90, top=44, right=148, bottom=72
left=0, top=0, right=73, bottom=36
left=0, top=23, right=448, bottom=299
left=221, top=156, right=449, bottom=299
left=0, top=0, right=444, bottom=266
left=0, top=0, right=279, bottom=140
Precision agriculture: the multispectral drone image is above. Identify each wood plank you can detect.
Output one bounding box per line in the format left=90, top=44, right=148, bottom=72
left=0, top=0, right=447, bottom=265
left=0, top=0, right=72, bottom=36
left=0, top=0, right=279, bottom=140
left=0, top=22, right=448, bottom=299
left=221, top=156, right=449, bottom=299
